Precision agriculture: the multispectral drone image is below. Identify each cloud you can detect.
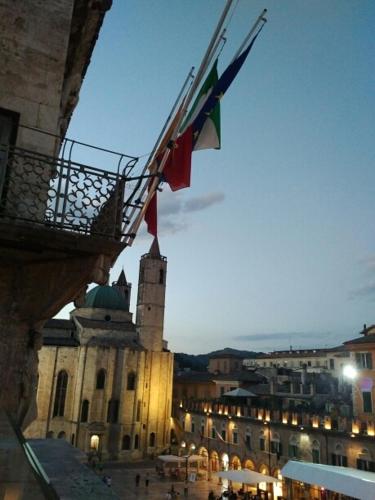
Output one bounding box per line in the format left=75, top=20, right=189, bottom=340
left=233, top=331, right=332, bottom=342
left=183, top=192, right=225, bottom=213
left=349, top=282, right=375, bottom=300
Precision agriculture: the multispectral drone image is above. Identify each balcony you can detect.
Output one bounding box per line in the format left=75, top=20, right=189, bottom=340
left=0, top=127, right=147, bottom=242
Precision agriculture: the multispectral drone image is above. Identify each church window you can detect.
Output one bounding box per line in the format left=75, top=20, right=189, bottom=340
left=134, top=434, right=139, bottom=449
left=122, top=435, right=131, bottom=450
left=149, top=432, right=156, bottom=447
left=96, top=369, right=106, bottom=389
left=159, top=269, right=164, bottom=284
left=81, top=400, right=89, bottom=422
left=136, top=400, right=141, bottom=421
left=127, top=371, right=136, bottom=390
left=107, top=399, right=119, bottom=423
left=53, top=370, right=68, bottom=417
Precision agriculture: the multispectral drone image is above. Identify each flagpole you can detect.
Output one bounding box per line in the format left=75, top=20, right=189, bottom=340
left=126, top=1, right=236, bottom=245
left=230, top=8, right=267, bottom=63
left=186, top=0, right=235, bottom=106
left=122, top=67, right=194, bottom=229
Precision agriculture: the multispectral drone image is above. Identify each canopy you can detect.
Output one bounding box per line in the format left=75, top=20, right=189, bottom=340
left=216, top=469, right=278, bottom=485
left=223, top=388, right=256, bottom=397
left=158, top=454, right=207, bottom=464
left=158, top=454, right=183, bottom=463
left=281, top=461, right=375, bottom=500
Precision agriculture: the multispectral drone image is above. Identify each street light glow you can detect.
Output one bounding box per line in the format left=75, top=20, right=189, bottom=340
left=343, top=365, right=358, bottom=380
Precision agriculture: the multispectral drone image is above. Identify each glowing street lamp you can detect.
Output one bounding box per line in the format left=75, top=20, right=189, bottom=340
left=343, top=365, right=358, bottom=381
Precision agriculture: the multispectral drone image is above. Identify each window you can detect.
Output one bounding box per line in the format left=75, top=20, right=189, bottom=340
left=271, top=433, right=281, bottom=456
left=329, top=358, right=335, bottom=370
left=0, top=108, right=19, bottom=202
left=211, top=427, right=216, bottom=439
left=288, top=436, right=299, bottom=458
left=259, top=431, right=266, bottom=451
left=221, top=429, right=226, bottom=441
left=355, top=352, right=373, bottom=369
left=232, top=430, right=238, bottom=444
left=96, top=369, right=106, bottom=389
left=81, top=400, right=89, bottom=422
left=363, top=392, right=373, bottom=413
left=307, top=361, right=312, bottom=367
left=127, top=371, right=136, bottom=390
left=53, top=370, right=68, bottom=417
left=134, top=434, right=139, bottom=449
left=331, top=445, right=347, bottom=467
left=191, top=418, right=195, bottom=433
left=312, top=441, right=320, bottom=463
left=220, top=387, right=225, bottom=396
left=357, top=458, right=375, bottom=472
left=159, top=269, right=164, bottom=284
left=201, top=418, right=205, bottom=436
left=122, top=435, right=131, bottom=450
left=136, top=400, right=141, bottom=422
left=149, top=432, right=156, bottom=447
left=107, top=399, right=119, bottom=423
left=245, top=429, right=251, bottom=450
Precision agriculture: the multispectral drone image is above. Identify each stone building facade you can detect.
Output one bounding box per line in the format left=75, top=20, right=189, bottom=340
left=25, top=239, right=174, bottom=460
left=173, top=400, right=375, bottom=498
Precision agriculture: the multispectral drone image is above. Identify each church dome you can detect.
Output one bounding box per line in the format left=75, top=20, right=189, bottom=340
left=83, top=285, right=128, bottom=311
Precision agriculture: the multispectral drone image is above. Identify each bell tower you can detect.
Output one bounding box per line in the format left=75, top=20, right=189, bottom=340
left=136, top=237, right=167, bottom=351
left=112, top=269, right=131, bottom=311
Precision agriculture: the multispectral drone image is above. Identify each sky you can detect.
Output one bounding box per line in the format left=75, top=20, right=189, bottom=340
left=58, top=0, right=375, bottom=354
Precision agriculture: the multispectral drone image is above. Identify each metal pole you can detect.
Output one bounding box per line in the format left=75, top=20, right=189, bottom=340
left=230, top=8, right=267, bottom=63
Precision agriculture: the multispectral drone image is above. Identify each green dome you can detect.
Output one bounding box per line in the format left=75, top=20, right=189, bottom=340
left=84, top=285, right=128, bottom=311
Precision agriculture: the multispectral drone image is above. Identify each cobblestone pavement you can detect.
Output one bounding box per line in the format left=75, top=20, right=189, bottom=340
left=101, top=462, right=225, bottom=500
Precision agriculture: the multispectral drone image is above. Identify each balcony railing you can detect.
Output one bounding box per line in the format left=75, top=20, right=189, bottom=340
left=0, top=133, right=149, bottom=241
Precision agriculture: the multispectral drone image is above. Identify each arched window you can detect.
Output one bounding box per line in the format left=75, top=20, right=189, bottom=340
left=245, top=427, right=251, bottom=450
left=288, top=435, right=299, bottom=459
left=127, top=371, right=136, bottom=390
left=312, top=440, right=320, bottom=463
left=81, top=400, right=89, bottom=422
left=357, top=448, right=375, bottom=471
left=259, top=430, right=266, bottom=451
left=134, top=434, right=139, bottom=449
left=96, top=369, right=106, bottom=389
left=107, top=399, right=119, bottom=423
left=159, top=269, right=164, bottom=284
left=331, top=443, right=347, bottom=467
left=53, top=370, right=68, bottom=417
left=271, top=432, right=281, bottom=456
left=149, top=432, right=156, bottom=447
left=122, top=435, right=131, bottom=450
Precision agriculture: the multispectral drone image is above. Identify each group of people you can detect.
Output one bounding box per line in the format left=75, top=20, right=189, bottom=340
left=210, top=489, right=261, bottom=500
left=135, top=472, right=150, bottom=488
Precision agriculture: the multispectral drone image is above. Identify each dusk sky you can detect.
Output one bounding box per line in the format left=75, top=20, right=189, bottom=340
left=58, top=1, right=375, bottom=354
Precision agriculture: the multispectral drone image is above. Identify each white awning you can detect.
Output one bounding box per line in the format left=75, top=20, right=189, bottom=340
left=157, top=455, right=184, bottom=464
left=216, top=469, right=278, bottom=485
left=157, top=454, right=207, bottom=464
left=281, top=461, right=375, bottom=500
left=223, top=388, right=256, bottom=397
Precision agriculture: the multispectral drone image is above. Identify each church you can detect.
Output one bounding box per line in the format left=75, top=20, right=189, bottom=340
left=25, top=238, right=174, bottom=461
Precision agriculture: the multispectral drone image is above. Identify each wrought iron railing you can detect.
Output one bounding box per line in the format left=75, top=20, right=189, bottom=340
left=0, top=144, right=142, bottom=240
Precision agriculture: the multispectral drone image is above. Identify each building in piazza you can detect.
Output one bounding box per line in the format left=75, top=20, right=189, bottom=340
left=25, top=238, right=174, bottom=460
left=172, top=326, right=375, bottom=498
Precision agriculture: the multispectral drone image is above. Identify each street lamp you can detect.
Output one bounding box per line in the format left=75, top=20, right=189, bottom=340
left=343, top=364, right=358, bottom=381
left=206, top=411, right=212, bottom=481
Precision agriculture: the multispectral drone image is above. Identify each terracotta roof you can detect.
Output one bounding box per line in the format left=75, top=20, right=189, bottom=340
left=344, top=336, right=375, bottom=346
